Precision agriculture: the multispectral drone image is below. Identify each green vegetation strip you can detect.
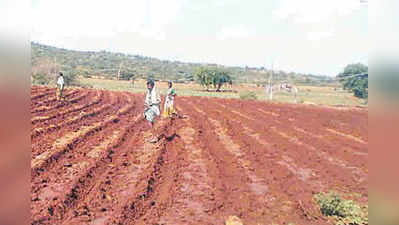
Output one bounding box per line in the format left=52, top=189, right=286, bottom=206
left=315, top=191, right=368, bottom=225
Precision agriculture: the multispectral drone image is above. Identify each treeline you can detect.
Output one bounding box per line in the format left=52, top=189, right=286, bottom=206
left=31, top=42, right=333, bottom=85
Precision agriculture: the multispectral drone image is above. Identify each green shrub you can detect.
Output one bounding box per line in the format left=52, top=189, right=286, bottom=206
left=32, top=73, right=53, bottom=85
left=337, top=63, right=368, bottom=99
left=63, top=71, right=77, bottom=86
left=239, top=91, right=257, bottom=100
left=315, top=191, right=368, bottom=225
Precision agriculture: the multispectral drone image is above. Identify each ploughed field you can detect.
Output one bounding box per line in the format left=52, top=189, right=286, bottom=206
left=31, top=86, right=368, bottom=225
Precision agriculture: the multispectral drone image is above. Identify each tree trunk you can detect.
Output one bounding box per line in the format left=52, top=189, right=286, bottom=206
left=216, top=83, right=222, bottom=92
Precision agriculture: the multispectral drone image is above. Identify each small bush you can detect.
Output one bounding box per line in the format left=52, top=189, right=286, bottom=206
left=239, top=91, right=257, bottom=100
left=315, top=191, right=368, bottom=225
left=32, top=73, right=53, bottom=85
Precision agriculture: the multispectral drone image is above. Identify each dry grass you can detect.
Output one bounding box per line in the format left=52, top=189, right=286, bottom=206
left=77, top=77, right=366, bottom=107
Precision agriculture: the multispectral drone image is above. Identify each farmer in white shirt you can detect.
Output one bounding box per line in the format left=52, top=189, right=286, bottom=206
left=56, top=72, right=65, bottom=101
left=144, top=80, right=161, bottom=142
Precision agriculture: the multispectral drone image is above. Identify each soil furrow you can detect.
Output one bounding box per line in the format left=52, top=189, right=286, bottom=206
left=216, top=99, right=368, bottom=167
left=31, top=91, right=118, bottom=158
left=31, top=114, right=143, bottom=225
left=31, top=103, right=112, bottom=139
left=215, top=98, right=367, bottom=142
left=177, top=100, right=303, bottom=225
left=31, top=95, right=137, bottom=175
left=186, top=97, right=367, bottom=201
left=31, top=90, right=101, bottom=125
left=30, top=87, right=368, bottom=225
left=60, top=119, right=174, bottom=225
left=180, top=100, right=324, bottom=225
left=32, top=90, right=90, bottom=117
left=222, top=99, right=368, bottom=148
left=156, top=118, right=224, bottom=225
left=31, top=89, right=81, bottom=112
left=31, top=89, right=54, bottom=101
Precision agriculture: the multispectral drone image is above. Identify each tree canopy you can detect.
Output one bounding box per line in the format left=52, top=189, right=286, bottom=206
left=337, top=63, right=368, bottom=99
left=194, top=67, right=232, bottom=91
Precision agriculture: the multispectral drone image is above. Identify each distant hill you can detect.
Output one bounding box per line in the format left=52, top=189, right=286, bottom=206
left=31, top=42, right=334, bottom=85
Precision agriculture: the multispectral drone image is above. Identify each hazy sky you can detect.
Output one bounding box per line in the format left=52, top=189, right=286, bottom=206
left=30, top=0, right=368, bottom=76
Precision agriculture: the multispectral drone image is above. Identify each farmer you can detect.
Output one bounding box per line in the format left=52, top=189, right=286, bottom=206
left=56, top=72, right=65, bottom=101
left=163, top=81, right=176, bottom=118
left=144, top=80, right=161, bottom=142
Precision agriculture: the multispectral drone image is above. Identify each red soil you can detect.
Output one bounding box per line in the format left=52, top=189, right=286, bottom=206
left=31, top=86, right=368, bottom=225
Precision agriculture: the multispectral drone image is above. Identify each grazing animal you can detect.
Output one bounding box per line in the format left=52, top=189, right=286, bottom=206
left=265, top=82, right=298, bottom=103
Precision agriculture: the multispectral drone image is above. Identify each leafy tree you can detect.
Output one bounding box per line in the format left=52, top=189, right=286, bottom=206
left=213, top=70, right=232, bottom=91
left=119, top=71, right=134, bottom=80
left=337, top=63, right=368, bottom=99
left=195, top=67, right=232, bottom=91
left=194, top=67, right=212, bottom=90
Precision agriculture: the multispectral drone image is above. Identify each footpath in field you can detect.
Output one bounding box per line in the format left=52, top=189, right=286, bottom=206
left=30, top=86, right=368, bottom=225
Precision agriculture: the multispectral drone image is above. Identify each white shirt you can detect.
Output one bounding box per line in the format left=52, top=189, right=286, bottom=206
left=145, top=87, right=160, bottom=107
left=57, top=76, right=64, bottom=86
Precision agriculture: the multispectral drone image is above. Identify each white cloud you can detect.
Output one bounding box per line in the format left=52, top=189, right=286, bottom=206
left=32, top=0, right=186, bottom=43
left=273, top=0, right=362, bottom=23
left=307, top=29, right=335, bottom=41
left=217, top=26, right=255, bottom=40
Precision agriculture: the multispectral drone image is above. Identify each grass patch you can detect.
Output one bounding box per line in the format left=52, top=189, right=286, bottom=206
left=239, top=91, right=258, bottom=100
left=315, top=191, right=368, bottom=225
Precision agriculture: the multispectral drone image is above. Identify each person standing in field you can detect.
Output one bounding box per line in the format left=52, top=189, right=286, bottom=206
left=56, top=72, right=65, bottom=101
left=144, top=80, right=161, bottom=143
left=163, top=81, right=176, bottom=118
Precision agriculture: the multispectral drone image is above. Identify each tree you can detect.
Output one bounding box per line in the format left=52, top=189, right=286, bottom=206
left=337, top=63, right=368, bottom=99
left=194, top=67, right=212, bottom=90
left=194, top=67, right=232, bottom=91
left=119, top=71, right=136, bottom=80
left=213, top=71, right=232, bottom=91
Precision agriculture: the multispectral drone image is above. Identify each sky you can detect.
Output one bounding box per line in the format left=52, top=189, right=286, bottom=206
left=29, top=0, right=368, bottom=76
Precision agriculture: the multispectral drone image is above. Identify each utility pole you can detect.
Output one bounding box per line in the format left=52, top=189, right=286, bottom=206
left=117, top=62, right=123, bottom=80
left=48, top=58, right=51, bottom=76
left=268, top=61, right=274, bottom=101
